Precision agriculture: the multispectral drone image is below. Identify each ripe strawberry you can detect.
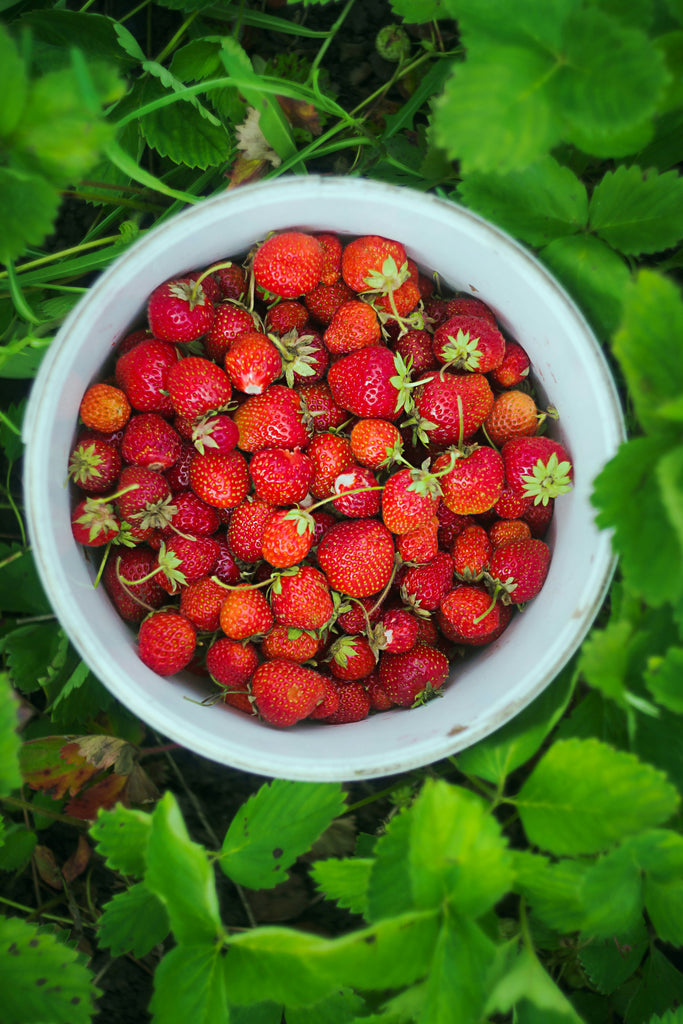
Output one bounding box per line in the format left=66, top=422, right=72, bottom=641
left=317, top=517, right=395, bottom=598
left=522, top=497, right=554, bottom=537
left=307, top=432, right=356, bottom=499
left=484, top=390, right=539, bottom=447
left=261, top=624, right=320, bottom=663
left=165, top=442, right=195, bottom=493
left=70, top=496, right=122, bottom=547
left=205, top=301, right=259, bottom=363
left=153, top=534, right=220, bottom=593
left=365, top=670, right=393, bottom=711
left=372, top=259, right=422, bottom=322
left=304, top=280, right=354, bottom=325
left=488, top=519, right=532, bottom=548
left=335, top=595, right=380, bottom=635
left=502, top=436, right=573, bottom=505
left=436, top=501, right=473, bottom=548
left=224, top=331, right=282, bottom=394
left=332, top=466, right=381, bottom=518
left=68, top=436, right=121, bottom=494
left=233, top=384, right=310, bottom=452
left=327, top=347, right=415, bottom=422
left=277, top=328, right=329, bottom=386
left=432, top=314, right=505, bottom=374
left=160, top=489, right=221, bottom=537
left=487, top=537, right=551, bottom=603
left=147, top=277, right=215, bottom=342
left=341, top=235, right=407, bottom=294
left=212, top=534, right=242, bottom=586
left=396, top=517, right=440, bottom=564
left=117, top=465, right=175, bottom=533
left=297, top=380, right=349, bottom=432
left=79, top=383, right=131, bottom=433
left=227, top=498, right=274, bottom=563
left=308, top=674, right=342, bottom=720
left=311, top=509, right=336, bottom=548
left=249, top=447, right=314, bottom=504
left=102, top=547, right=168, bottom=622
left=374, top=606, right=419, bottom=653
left=451, top=524, right=492, bottom=579
left=214, top=263, right=248, bottom=302
left=400, top=550, right=453, bottom=612
left=137, top=611, right=196, bottom=675
left=392, top=328, right=439, bottom=375
left=437, top=584, right=512, bottom=644
left=185, top=413, right=239, bottom=456
left=261, top=507, right=314, bottom=568
left=270, top=565, right=334, bottom=630
left=328, top=635, right=377, bottom=681
left=323, top=300, right=381, bottom=354
left=117, top=328, right=153, bottom=357
left=378, top=643, right=449, bottom=706
left=189, top=449, right=250, bottom=509
left=411, top=371, right=494, bottom=445
left=492, top=486, right=533, bottom=519
left=381, top=465, right=443, bottom=535
left=167, top=355, right=233, bottom=420
left=265, top=300, right=309, bottom=335
left=219, top=585, right=274, bottom=640
left=179, top=575, right=229, bottom=631
left=121, top=413, right=182, bottom=471
left=206, top=637, right=258, bottom=714
left=115, top=338, right=180, bottom=416
left=251, top=658, right=327, bottom=726
left=324, top=680, right=371, bottom=724
left=253, top=232, right=323, bottom=299
left=443, top=296, right=497, bottom=323
left=489, top=340, right=531, bottom=388
left=432, top=445, right=504, bottom=515
left=314, top=232, right=343, bottom=284
left=350, top=418, right=403, bottom=469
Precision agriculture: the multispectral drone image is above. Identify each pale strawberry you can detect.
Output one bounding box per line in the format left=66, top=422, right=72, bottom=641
left=137, top=611, right=196, bottom=675
left=251, top=658, right=327, bottom=726
left=484, top=390, right=539, bottom=448
left=378, top=643, right=449, bottom=706
left=79, top=383, right=131, bottom=433
left=317, top=517, right=395, bottom=598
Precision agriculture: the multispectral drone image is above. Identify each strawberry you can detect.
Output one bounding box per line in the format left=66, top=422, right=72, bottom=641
left=487, top=537, right=551, bottom=603
left=147, top=277, right=215, bottom=342
left=214, top=263, right=248, bottom=302
left=451, top=524, right=492, bottom=579
left=484, top=390, right=539, bottom=448
left=219, top=585, right=274, bottom=640
left=327, top=347, right=415, bottom=422
left=270, top=565, right=334, bottom=630
left=328, top=635, right=377, bottom=681
left=323, top=300, right=381, bottom=354
left=185, top=413, right=239, bottom=456
left=79, top=383, right=131, bottom=433
left=378, top=643, right=449, bottom=706
left=70, top=496, right=122, bottom=547
left=488, top=519, right=532, bottom=548
left=341, top=234, right=408, bottom=294
left=115, top=338, right=180, bottom=416
left=491, top=487, right=533, bottom=519
left=365, top=670, right=394, bottom=711
left=381, top=464, right=444, bottom=535
left=432, top=445, right=504, bottom=515
left=102, top=547, right=168, bottom=622
left=165, top=442, right=195, bottom=493
left=224, top=331, right=282, bottom=394
left=437, top=584, right=512, bottom=644
left=350, top=418, right=403, bottom=470
left=314, top=232, right=343, bottom=284
left=411, top=371, right=494, bottom=446
left=392, top=328, right=439, bottom=375
left=311, top=509, right=336, bottom=548
left=432, top=314, right=506, bottom=373
left=308, top=674, right=342, bottom=720
left=323, top=680, right=371, bottom=724
left=261, top=624, right=320, bottom=663
left=400, top=550, right=453, bottom=612
left=489, top=339, right=531, bottom=388
left=332, top=466, right=382, bottom=518
left=205, top=301, right=259, bottom=363
left=336, top=595, right=382, bottom=635
left=212, top=534, right=242, bottom=586
left=249, top=447, right=314, bottom=504
left=502, top=436, right=573, bottom=505
left=307, top=432, right=356, bottom=499
left=233, top=384, right=310, bottom=452
left=179, top=575, right=229, bottom=631
left=317, top=517, right=395, bottom=598
left=297, top=380, right=349, bottom=432
left=68, top=436, right=121, bottom=494
left=265, top=300, right=309, bottom=335
left=304, top=280, right=354, bottom=325
left=253, top=232, right=323, bottom=299
left=117, top=465, right=175, bottom=533
left=167, top=355, right=232, bottom=420
left=261, top=507, right=314, bottom=568
left=276, top=328, right=329, bottom=386
left=251, top=658, right=327, bottom=726
left=436, top=501, right=473, bottom=548
left=189, top=449, right=250, bottom=509
left=117, top=328, right=153, bottom=357
left=160, top=489, right=220, bottom=537
left=373, top=606, right=419, bottom=653
left=396, top=517, right=440, bottom=564
left=227, top=498, right=274, bottom=563
left=137, top=611, right=197, bottom=675
left=442, top=297, right=497, bottom=323
left=121, top=413, right=182, bottom=471
left=372, top=259, right=422, bottom=323
left=206, top=638, right=258, bottom=714
left=152, top=534, right=221, bottom=593
left=522, top=497, right=554, bottom=537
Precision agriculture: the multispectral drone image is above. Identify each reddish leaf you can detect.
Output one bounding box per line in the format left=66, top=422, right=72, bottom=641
left=20, top=737, right=99, bottom=799
left=65, top=773, right=129, bottom=820
left=33, top=844, right=63, bottom=889
left=227, top=154, right=269, bottom=189
left=277, top=95, right=322, bottom=136
left=62, top=835, right=92, bottom=883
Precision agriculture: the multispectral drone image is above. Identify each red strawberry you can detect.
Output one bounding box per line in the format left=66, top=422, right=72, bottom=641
left=206, top=637, right=258, bottom=715
left=374, top=606, right=419, bottom=653
left=115, top=338, right=180, bottom=416
left=492, top=486, right=533, bottom=520
left=411, top=371, right=494, bottom=445
left=400, top=550, right=453, bottom=612
left=451, top=524, right=492, bottom=579
left=224, top=331, right=282, bottom=394
left=432, top=314, right=505, bottom=373
left=314, top=232, right=343, bottom=284
left=214, top=263, right=248, bottom=302
left=392, top=328, right=439, bottom=375
left=365, top=670, right=394, bottom=711
left=323, top=300, right=381, bottom=354
left=488, top=519, right=532, bottom=548
left=502, top=436, right=573, bottom=505
left=324, top=680, right=371, bottom=724
left=227, top=498, right=274, bottom=563
left=522, top=497, right=554, bottom=537
left=378, top=643, right=449, bottom=706
left=433, top=445, right=504, bottom=515
left=372, top=260, right=422, bottom=322
left=205, top=301, right=259, bottom=363
left=68, top=436, right=121, bottom=494
left=350, top=418, right=403, bottom=470
left=251, top=658, right=327, bottom=726
left=489, top=339, right=531, bottom=388
left=219, top=585, right=274, bottom=640
left=233, top=384, right=310, bottom=452
left=332, top=466, right=381, bottom=518
left=70, top=496, right=122, bottom=547
left=304, top=280, right=354, bottom=325
left=327, top=347, right=415, bottom=422
left=437, top=584, right=512, bottom=644
left=165, top=441, right=195, bottom=493
left=212, top=534, right=242, bottom=586
left=102, top=547, right=168, bottom=622
left=484, top=390, right=539, bottom=448
left=297, top=380, right=349, bottom=432
left=117, top=465, right=175, bottom=533
left=79, top=383, right=131, bottom=433
left=189, top=449, right=250, bottom=509
left=270, top=565, right=334, bottom=630
left=317, top=518, right=395, bottom=598
left=308, top=674, right=342, bottom=720
left=167, top=355, right=233, bottom=420
left=253, top=232, right=323, bottom=299
left=137, top=611, right=196, bottom=675
left=261, top=625, right=320, bottom=663
left=160, top=490, right=220, bottom=537
left=179, top=575, right=229, bottom=631
left=336, top=595, right=382, bottom=635
left=443, top=297, right=497, bottom=323
left=265, top=300, right=309, bottom=335
left=185, top=413, right=239, bottom=456
left=307, top=432, right=356, bottom=499
left=341, top=235, right=408, bottom=294
left=328, top=635, right=377, bottom=681
left=487, top=537, right=551, bottom=603
left=250, top=448, right=314, bottom=504
left=277, top=328, right=329, bottom=386
left=147, top=277, right=215, bottom=342
left=396, top=517, right=440, bottom=564
left=261, top=508, right=314, bottom=569
left=121, top=413, right=182, bottom=471
left=381, top=465, right=443, bottom=535
left=153, top=534, right=221, bottom=593
left=117, top=328, right=153, bottom=357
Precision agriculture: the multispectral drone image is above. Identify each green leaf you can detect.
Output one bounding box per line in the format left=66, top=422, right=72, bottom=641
left=485, top=945, right=583, bottom=1022
left=589, top=166, right=683, bottom=255
left=15, top=9, right=138, bottom=67
left=146, top=792, right=223, bottom=945
left=579, top=918, right=649, bottom=994
left=419, top=914, right=496, bottom=1024
left=516, top=737, right=680, bottom=855
left=287, top=988, right=366, bottom=1024
left=389, top=0, right=449, bottom=22
left=458, top=156, right=588, bottom=247
left=431, top=45, right=560, bottom=174
left=138, top=77, right=231, bottom=170
left=567, top=115, right=655, bottom=160
left=585, top=0, right=653, bottom=30
left=143, top=60, right=222, bottom=125
left=150, top=944, right=228, bottom=1024
left=220, top=779, right=345, bottom=890
left=366, top=802, right=413, bottom=921
left=538, top=234, right=630, bottom=338
left=444, top=0, right=580, bottom=51
left=0, top=24, right=27, bottom=136
left=170, top=39, right=221, bottom=81
left=656, top=447, right=683, bottom=572
left=0, top=168, right=61, bottom=265
left=103, top=138, right=201, bottom=205
left=614, top=949, right=683, bottom=1024
left=456, top=657, right=577, bottom=784
left=0, top=622, right=68, bottom=695
left=592, top=438, right=683, bottom=607
left=578, top=843, right=644, bottom=936
left=579, top=619, right=637, bottom=704
left=0, top=672, right=21, bottom=796
left=0, top=916, right=98, bottom=1023
left=644, top=646, right=683, bottom=713
left=310, top=857, right=373, bottom=917
left=0, top=824, right=37, bottom=870
left=98, top=882, right=170, bottom=957
left=89, top=803, right=153, bottom=877
left=229, top=1004, right=284, bottom=1024
left=512, top=850, right=587, bottom=932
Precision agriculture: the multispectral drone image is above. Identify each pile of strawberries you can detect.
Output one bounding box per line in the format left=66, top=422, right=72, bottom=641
left=68, top=229, right=573, bottom=728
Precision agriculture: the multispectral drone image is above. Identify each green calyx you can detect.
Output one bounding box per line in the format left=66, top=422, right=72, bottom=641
left=389, top=352, right=431, bottom=416
left=521, top=452, right=573, bottom=505
left=271, top=329, right=320, bottom=388
left=362, top=255, right=410, bottom=295
left=439, top=328, right=483, bottom=371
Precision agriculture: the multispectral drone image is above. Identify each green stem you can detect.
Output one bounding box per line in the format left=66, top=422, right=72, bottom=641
left=1, top=795, right=88, bottom=829
left=0, top=235, right=131, bottom=281
left=310, top=0, right=357, bottom=75
left=154, top=10, right=200, bottom=65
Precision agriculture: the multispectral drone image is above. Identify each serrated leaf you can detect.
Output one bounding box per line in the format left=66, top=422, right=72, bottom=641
left=0, top=672, right=21, bottom=796
left=538, top=233, right=630, bottom=338
left=138, top=77, right=231, bottom=170
left=516, top=737, right=679, bottom=855
left=146, top=792, right=223, bottom=945
left=579, top=618, right=644, bottom=704
left=578, top=843, right=644, bottom=936
left=143, top=60, right=222, bottom=125
left=512, top=851, right=587, bottom=932
left=170, top=39, right=221, bottom=81
left=0, top=23, right=27, bottom=136
left=485, top=945, right=583, bottom=1022
left=0, top=916, right=98, bottom=1023
left=150, top=943, right=228, bottom=1024
left=310, top=857, right=373, bottom=917
left=644, top=646, right=683, bottom=713
left=589, top=166, right=683, bottom=255
left=443, top=0, right=580, bottom=51
left=431, top=45, right=560, bottom=174
left=389, top=0, right=448, bottom=22
left=366, top=802, right=413, bottom=921
left=567, top=114, right=655, bottom=160
left=456, top=657, right=577, bottom=784
left=98, top=882, right=169, bottom=957
left=15, top=8, right=138, bottom=66
left=0, top=622, right=68, bottom=695
left=420, top=914, right=496, bottom=1024
left=0, top=824, right=37, bottom=871
left=89, top=804, right=153, bottom=877
left=579, top=918, right=649, bottom=994
left=287, top=988, right=366, bottom=1024
left=458, top=156, right=588, bottom=247
left=219, top=779, right=345, bottom=890
left=229, top=1004, right=283, bottom=1024
left=618, top=949, right=683, bottom=1024
left=0, top=168, right=61, bottom=265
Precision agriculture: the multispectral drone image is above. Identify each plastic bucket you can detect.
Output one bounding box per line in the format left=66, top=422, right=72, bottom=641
left=22, top=175, right=625, bottom=781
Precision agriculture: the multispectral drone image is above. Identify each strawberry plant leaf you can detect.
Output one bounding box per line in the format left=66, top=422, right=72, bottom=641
left=644, top=646, right=683, bottom=713
left=138, top=77, right=231, bottom=170
left=0, top=916, right=98, bottom=1024
left=389, top=0, right=448, bottom=22
left=578, top=842, right=644, bottom=937
left=0, top=23, right=27, bottom=136
left=0, top=824, right=37, bottom=871
left=14, top=8, right=138, bottom=66
left=455, top=657, right=577, bottom=785
left=286, top=988, right=366, bottom=1024
left=484, top=945, right=584, bottom=1022
left=419, top=914, right=497, bottom=1024
left=229, top=1005, right=283, bottom=1024
left=98, top=881, right=169, bottom=958
left=0, top=622, right=68, bottom=694
left=431, top=44, right=560, bottom=174
left=578, top=918, right=649, bottom=995
left=512, top=851, right=587, bottom=933
left=145, top=792, right=223, bottom=945
left=615, top=948, right=683, bottom=1024
left=0, top=672, right=22, bottom=797
left=457, top=156, right=588, bottom=247
left=0, top=168, right=61, bottom=265
left=219, top=779, right=345, bottom=890
left=149, top=943, right=229, bottom=1024
left=538, top=234, right=630, bottom=338
left=89, top=804, right=153, bottom=878
left=441, top=0, right=578, bottom=51
left=515, top=737, right=680, bottom=855
left=588, top=166, right=683, bottom=255
left=310, top=856, right=373, bottom=917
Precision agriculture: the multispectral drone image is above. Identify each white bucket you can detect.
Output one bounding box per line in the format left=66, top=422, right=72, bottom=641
left=22, top=176, right=625, bottom=781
